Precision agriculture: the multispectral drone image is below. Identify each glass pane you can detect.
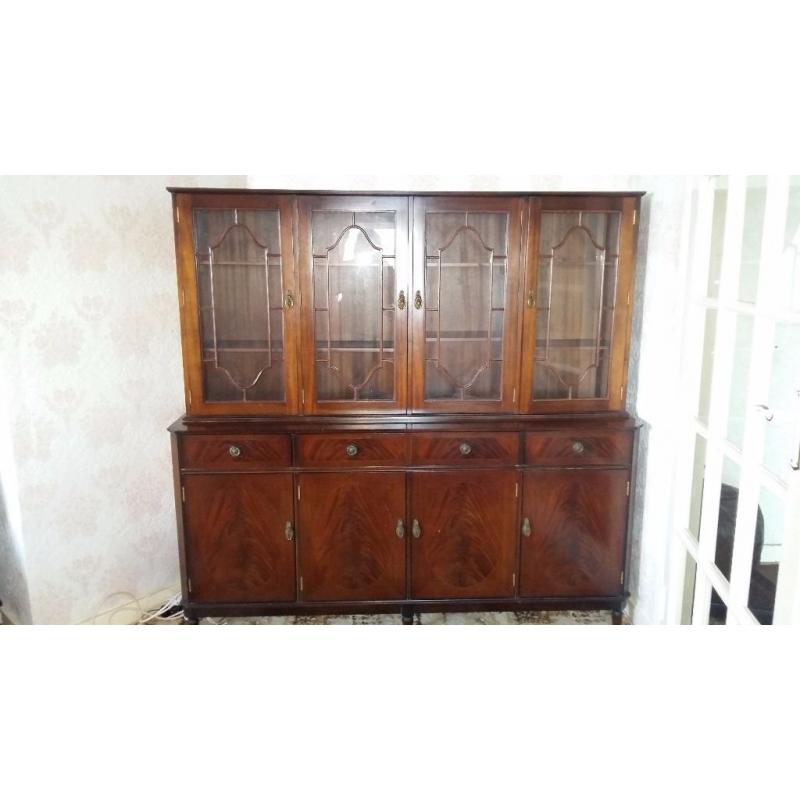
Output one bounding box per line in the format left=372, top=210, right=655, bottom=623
left=709, top=591, right=728, bottom=624
left=779, top=176, right=800, bottom=313
left=725, top=314, right=755, bottom=449
left=715, top=457, right=741, bottom=582
left=747, top=485, right=785, bottom=624
left=688, top=434, right=708, bottom=539
left=533, top=210, right=620, bottom=400
left=424, top=211, right=508, bottom=401
left=312, top=210, right=396, bottom=402
left=697, top=309, right=717, bottom=425
left=738, top=176, right=767, bottom=303
left=194, top=208, right=285, bottom=403
left=762, top=323, right=800, bottom=477
left=680, top=551, right=698, bottom=624
left=707, top=177, right=728, bottom=299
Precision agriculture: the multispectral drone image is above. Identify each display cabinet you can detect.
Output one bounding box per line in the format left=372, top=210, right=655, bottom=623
left=169, top=189, right=643, bottom=624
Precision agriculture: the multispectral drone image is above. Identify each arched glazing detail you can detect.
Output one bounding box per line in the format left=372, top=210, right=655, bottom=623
left=424, top=211, right=508, bottom=401
left=194, top=208, right=286, bottom=402
left=533, top=211, right=621, bottom=401
left=312, top=211, right=397, bottom=401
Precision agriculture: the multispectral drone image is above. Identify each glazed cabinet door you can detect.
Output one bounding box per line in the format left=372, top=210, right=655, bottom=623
left=519, top=197, right=638, bottom=412
left=410, top=470, right=518, bottom=599
left=298, top=196, right=410, bottom=413
left=519, top=469, right=629, bottom=597
left=173, top=193, right=300, bottom=415
left=297, top=473, right=406, bottom=601
left=411, top=196, right=523, bottom=412
left=182, top=473, right=296, bottom=603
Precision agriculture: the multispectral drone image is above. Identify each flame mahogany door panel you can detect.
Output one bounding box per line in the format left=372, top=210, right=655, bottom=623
left=297, top=472, right=406, bottom=601
left=183, top=473, right=296, bottom=603
left=410, top=470, right=518, bottom=599
left=520, top=469, right=629, bottom=597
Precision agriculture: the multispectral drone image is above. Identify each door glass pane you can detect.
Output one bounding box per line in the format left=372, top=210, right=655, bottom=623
left=688, top=434, right=708, bottom=539
left=681, top=550, right=698, bottom=624
left=747, top=485, right=784, bottom=624
left=697, top=309, right=717, bottom=425
left=709, top=593, right=728, bottom=624
left=715, top=457, right=741, bottom=582
left=738, top=176, right=767, bottom=304
left=194, top=208, right=285, bottom=403
left=725, top=314, right=755, bottom=449
left=424, top=211, right=508, bottom=401
left=707, top=176, right=728, bottom=299
left=779, top=176, right=800, bottom=313
left=533, top=211, right=620, bottom=400
left=762, top=323, right=800, bottom=477
left=312, top=210, right=396, bottom=402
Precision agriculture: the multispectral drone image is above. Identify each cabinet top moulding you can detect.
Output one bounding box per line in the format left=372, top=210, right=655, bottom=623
left=166, top=187, right=647, bottom=198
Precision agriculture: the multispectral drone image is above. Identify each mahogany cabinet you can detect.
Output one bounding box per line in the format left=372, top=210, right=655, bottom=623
left=168, top=189, right=643, bottom=623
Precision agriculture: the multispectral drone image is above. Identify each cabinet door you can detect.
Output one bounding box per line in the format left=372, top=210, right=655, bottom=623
left=297, top=473, right=406, bottom=601
left=520, top=469, right=628, bottom=597
left=174, top=193, right=300, bottom=415
left=410, top=470, right=517, bottom=599
left=411, top=196, right=523, bottom=412
left=298, top=196, right=410, bottom=413
left=183, top=473, right=296, bottom=603
left=519, top=197, right=638, bottom=412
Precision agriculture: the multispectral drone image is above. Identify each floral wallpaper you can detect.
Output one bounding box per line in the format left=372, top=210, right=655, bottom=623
left=0, top=176, right=245, bottom=623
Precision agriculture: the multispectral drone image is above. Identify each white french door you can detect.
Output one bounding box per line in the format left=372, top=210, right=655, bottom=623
left=669, top=175, right=800, bottom=625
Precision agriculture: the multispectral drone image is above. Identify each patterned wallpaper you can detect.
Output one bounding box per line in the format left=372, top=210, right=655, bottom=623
left=0, top=176, right=245, bottom=623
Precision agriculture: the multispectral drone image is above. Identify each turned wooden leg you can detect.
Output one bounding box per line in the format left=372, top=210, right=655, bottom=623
left=611, top=609, right=623, bottom=625
left=183, top=611, right=199, bottom=625
left=402, top=608, right=414, bottom=625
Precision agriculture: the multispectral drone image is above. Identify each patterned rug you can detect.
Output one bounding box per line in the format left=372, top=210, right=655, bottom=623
left=194, top=610, right=619, bottom=625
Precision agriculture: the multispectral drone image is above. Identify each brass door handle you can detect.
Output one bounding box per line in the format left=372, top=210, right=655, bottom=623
left=522, top=518, right=531, bottom=537
left=527, top=289, right=535, bottom=308
left=285, top=521, right=295, bottom=541
left=396, top=519, right=405, bottom=539
left=412, top=519, right=422, bottom=539
left=414, top=290, right=423, bottom=310
left=284, top=291, right=295, bottom=310
left=397, top=291, right=406, bottom=310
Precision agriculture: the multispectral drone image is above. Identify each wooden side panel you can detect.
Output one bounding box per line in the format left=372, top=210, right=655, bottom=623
left=298, top=473, right=406, bottom=601
left=410, top=470, right=517, bottom=599
left=520, top=469, right=628, bottom=597
left=183, top=473, right=296, bottom=603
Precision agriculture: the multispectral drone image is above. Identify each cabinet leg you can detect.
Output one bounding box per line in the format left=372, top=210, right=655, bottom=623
left=183, top=609, right=199, bottom=625
left=611, top=609, right=623, bottom=625
left=402, top=608, right=414, bottom=625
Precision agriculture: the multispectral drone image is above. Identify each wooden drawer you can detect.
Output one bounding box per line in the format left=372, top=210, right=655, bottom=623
left=296, top=433, right=408, bottom=468
left=412, top=432, right=519, bottom=466
left=180, top=434, right=291, bottom=470
left=525, top=430, right=633, bottom=466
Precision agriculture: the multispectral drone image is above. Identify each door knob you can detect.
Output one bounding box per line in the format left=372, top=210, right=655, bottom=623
left=522, top=518, right=531, bottom=537
left=285, top=521, right=295, bottom=541
left=412, top=519, right=422, bottom=539
left=459, top=442, right=472, bottom=456
left=396, top=519, right=405, bottom=539
left=228, top=445, right=242, bottom=458
left=571, top=441, right=585, bottom=455
left=345, top=443, right=359, bottom=457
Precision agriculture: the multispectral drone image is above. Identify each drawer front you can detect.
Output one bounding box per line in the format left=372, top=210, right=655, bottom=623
left=181, top=434, right=291, bottom=470
left=296, top=434, right=408, bottom=468
left=412, top=432, right=519, bottom=466
left=525, top=430, right=633, bottom=466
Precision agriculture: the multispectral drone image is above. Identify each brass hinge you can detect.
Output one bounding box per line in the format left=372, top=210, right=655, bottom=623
left=626, top=480, right=630, bottom=497
left=632, top=209, right=637, bottom=225
left=181, top=486, right=185, bottom=503
left=187, top=389, right=192, bottom=406
left=620, top=570, right=625, bottom=585
left=181, top=289, right=186, bottom=308
left=512, top=572, right=516, bottom=588
left=619, top=385, right=624, bottom=400
left=301, top=389, right=305, bottom=406
left=187, top=577, right=192, bottom=593
left=515, top=482, right=519, bottom=498
left=297, top=484, right=301, bottom=501
left=299, top=576, right=304, bottom=592
left=626, top=289, right=631, bottom=306
left=512, top=387, right=516, bottom=403
left=176, top=206, right=180, bottom=224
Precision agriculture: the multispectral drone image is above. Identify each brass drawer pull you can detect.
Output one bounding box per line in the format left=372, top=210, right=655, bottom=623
left=571, top=441, right=585, bottom=455
left=284, top=291, right=295, bottom=310
left=396, top=519, right=405, bottom=539
left=458, top=442, right=472, bottom=456
left=345, top=443, right=359, bottom=457
left=527, top=289, right=535, bottom=308
left=522, top=517, right=531, bottom=537
left=414, top=290, right=423, bottom=310
left=228, top=445, right=242, bottom=458
left=397, top=290, right=406, bottom=310
left=412, top=519, right=422, bottom=539
left=285, top=521, right=294, bottom=541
